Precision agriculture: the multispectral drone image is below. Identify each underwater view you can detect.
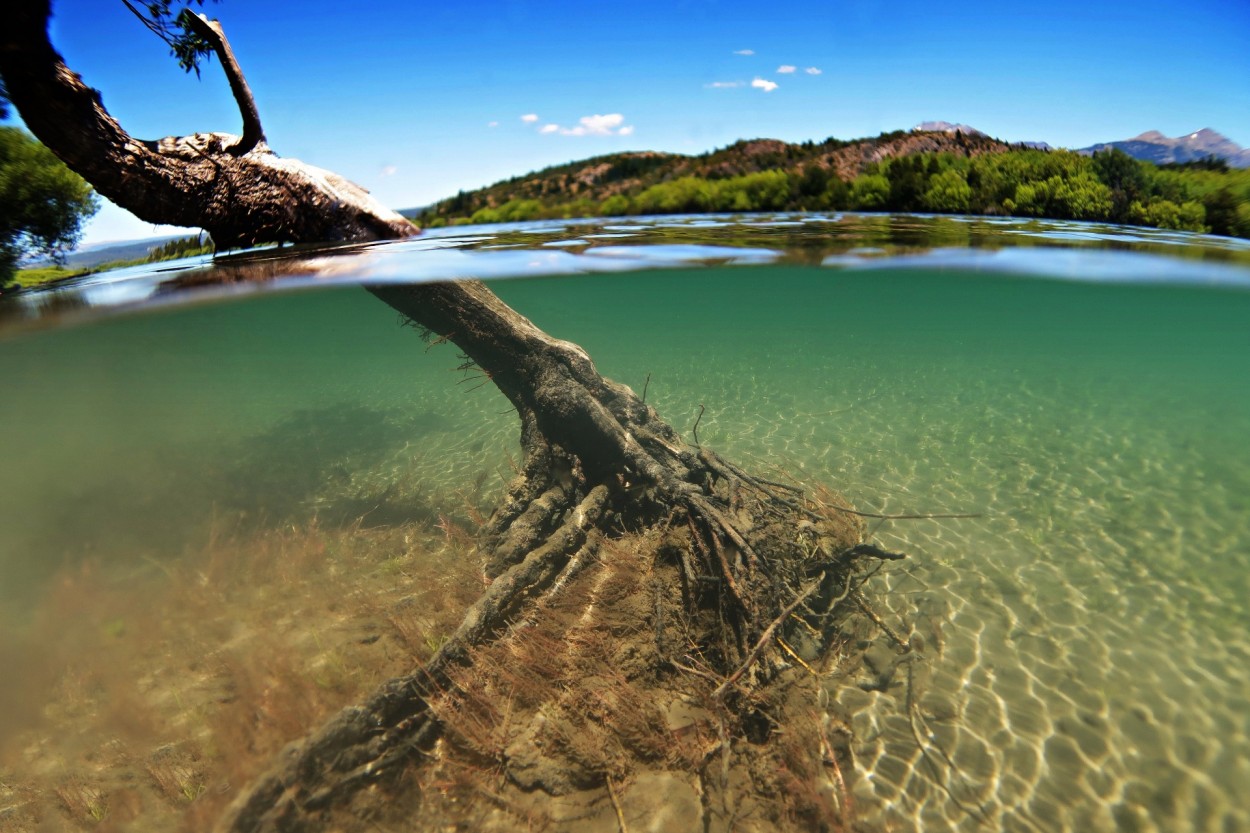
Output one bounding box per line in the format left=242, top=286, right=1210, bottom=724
left=1, top=214, right=1249, bottom=832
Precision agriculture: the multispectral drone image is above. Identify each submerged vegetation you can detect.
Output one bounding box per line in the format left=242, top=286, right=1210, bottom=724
left=0, top=391, right=877, bottom=832
left=0, top=512, right=485, bottom=831
left=418, top=134, right=1250, bottom=240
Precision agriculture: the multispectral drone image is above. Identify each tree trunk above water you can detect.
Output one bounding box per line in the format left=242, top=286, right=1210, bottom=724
left=0, top=2, right=416, bottom=250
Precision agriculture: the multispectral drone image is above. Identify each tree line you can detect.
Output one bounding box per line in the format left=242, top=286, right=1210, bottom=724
left=424, top=147, right=1250, bottom=239
left=12, top=232, right=213, bottom=288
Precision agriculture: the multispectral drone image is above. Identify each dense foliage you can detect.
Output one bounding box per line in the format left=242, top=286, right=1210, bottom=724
left=420, top=141, right=1250, bottom=240
left=0, top=127, right=99, bottom=286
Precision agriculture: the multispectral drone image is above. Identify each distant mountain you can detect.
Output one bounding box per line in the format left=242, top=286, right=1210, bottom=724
left=25, top=235, right=191, bottom=270
left=912, top=121, right=985, bottom=136
left=1077, top=128, right=1250, bottom=167
left=912, top=122, right=1054, bottom=150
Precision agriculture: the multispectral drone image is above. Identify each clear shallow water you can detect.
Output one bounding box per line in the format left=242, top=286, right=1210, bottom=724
left=2, top=214, right=1249, bottom=831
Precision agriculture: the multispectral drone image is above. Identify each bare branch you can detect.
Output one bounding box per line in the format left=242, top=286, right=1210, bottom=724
left=182, top=13, right=265, bottom=156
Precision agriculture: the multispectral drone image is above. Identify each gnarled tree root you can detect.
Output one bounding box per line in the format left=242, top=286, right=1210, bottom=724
left=215, top=435, right=874, bottom=830
left=213, top=279, right=896, bottom=831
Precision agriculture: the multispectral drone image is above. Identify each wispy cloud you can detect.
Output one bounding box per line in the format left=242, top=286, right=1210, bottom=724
left=380, top=165, right=398, bottom=177
left=733, top=49, right=755, bottom=56
left=777, top=65, right=797, bottom=74
left=488, top=121, right=499, bottom=128
left=521, top=113, right=539, bottom=123
left=752, top=78, right=778, bottom=92
left=619, top=125, right=635, bottom=136
left=705, top=81, right=745, bottom=89
left=539, top=123, right=560, bottom=134
left=805, top=67, right=823, bottom=75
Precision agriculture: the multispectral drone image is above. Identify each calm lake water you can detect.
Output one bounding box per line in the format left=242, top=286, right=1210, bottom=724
left=2, top=213, right=1248, bottom=832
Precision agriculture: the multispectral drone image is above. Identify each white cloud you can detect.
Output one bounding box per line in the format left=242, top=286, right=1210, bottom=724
left=521, top=113, right=539, bottom=123
left=380, top=165, right=398, bottom=177
left=733, top=49, right=755, bottom=56
left=576, top=113, right=625, bottom=134
left=538, top=113, right=634, bottom=137
left=777, top=65, right=797, bottom=74
left=488, top=121, right=499, bottom=128
left=805, top=66, right=823, bottom=75
left=706, top=81, right=744, bottom=88
left=751, top=78, right=778, bottom=92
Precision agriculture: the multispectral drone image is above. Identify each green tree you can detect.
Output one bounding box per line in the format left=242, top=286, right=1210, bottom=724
left=1202, top=188, right=1241, bottom=237
left=849, top=173, right=890, bottom=209
left=921, top=168, right=972, bottom=213
left=795, top=164, right=831, bottom=208
left=822, top=176, right=851, bottom=210
left=469, top=206, right=501, bottom=224
left=715, top=170, right=793, bottom=211
left=1092, top=148, right=1149, bottom=223
left=1011, top=172, right=1112, bottom=221
left=1234, top=203, right=1250, bottom=238
left=885, top=155, right=927, bottom=210
left=634, top=176, right=716, bottom=213
left=598, top=194, right=630, bottom=216
left=1128, top=199, right=1208, bottom=232
left=0, top=126, right=99, bottom=285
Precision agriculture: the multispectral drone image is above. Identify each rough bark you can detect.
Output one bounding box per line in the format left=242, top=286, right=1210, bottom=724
left=2, top=7, right=899, bottom=832
left=0, top=1, right=414, bottom=249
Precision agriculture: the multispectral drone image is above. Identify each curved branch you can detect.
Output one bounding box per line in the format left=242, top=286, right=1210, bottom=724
left=0, top=3, right=414, bottom=248
left=1, top=1, right=198, bottom=225
left=183, top=12, right=266, bottom=155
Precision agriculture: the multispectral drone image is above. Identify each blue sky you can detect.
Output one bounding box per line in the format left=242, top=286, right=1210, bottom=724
left=8, top=0, right=1250, bottom=244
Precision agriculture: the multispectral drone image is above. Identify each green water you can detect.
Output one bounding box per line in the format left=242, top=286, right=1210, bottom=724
left=2, top=215, right=1249, bottom=831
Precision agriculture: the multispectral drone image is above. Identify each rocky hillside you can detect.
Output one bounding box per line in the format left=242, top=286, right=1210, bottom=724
left=418, top=129, right=1020, bottom=223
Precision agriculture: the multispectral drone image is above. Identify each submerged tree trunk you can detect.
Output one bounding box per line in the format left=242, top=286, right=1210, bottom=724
left=2, top=7, right=912, bottom=831
left=213, top=277, right=883, bottom=831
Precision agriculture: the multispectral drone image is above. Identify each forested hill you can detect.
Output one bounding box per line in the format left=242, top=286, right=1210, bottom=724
left=414, top=129, right=1250, bottom=239
left=417, top=129, right=1014, bottom=224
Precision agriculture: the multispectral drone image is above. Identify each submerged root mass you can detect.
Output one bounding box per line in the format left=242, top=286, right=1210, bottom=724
left=207, top=280, right=912, bottom=833
left=219, top=485, right=884, bottom=833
